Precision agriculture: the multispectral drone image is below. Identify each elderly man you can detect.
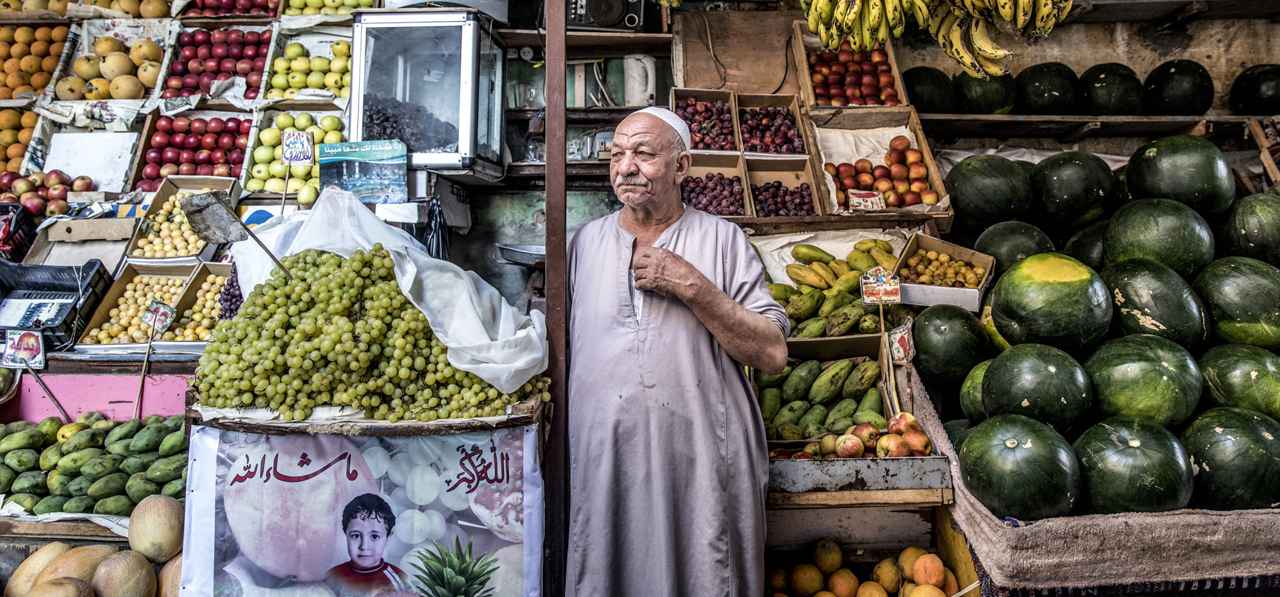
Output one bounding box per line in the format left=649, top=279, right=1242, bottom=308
left=566, top=107, right=790, bottom=597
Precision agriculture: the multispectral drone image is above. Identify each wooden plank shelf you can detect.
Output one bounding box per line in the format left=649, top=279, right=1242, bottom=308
left=506, top=161, right=608, bottom=178
left=188, top=395, right=546, bottom=437
left=506, top=107, right=644, bottom=123
left=45, top=352, right=199, bottom=376
left=767, top=488, right=955, bottom=509
left=497, top=28, right=672, bottom=54
left=1061, top=0, right=1280, bottom=24
left=0, top=519, right=125, bottom=541
left=918, top=114, right=1252, bottom=141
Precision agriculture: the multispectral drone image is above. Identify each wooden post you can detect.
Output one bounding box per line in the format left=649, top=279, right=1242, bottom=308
left=542, top=0, right=569, bottom=595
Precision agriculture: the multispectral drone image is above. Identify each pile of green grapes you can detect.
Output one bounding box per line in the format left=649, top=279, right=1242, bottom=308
left=192, top=245, right=550, bottom=422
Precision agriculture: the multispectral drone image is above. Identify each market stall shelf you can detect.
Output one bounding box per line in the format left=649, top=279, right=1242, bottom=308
left=918, top=113, right=1253, bottom=142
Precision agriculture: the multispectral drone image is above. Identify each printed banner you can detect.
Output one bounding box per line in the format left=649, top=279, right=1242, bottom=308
left=182, top=426, right=543, bottom=597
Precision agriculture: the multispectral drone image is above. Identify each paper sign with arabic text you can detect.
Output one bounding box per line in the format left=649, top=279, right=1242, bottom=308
left=1, top=330, right=43, bottom=369
left=860, top=266, right=901, bottom=305
left=142, top=299, right=176, bottom=335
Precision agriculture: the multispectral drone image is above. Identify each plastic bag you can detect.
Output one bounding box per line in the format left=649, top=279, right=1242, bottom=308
left=227, top=189, right=548, bottom=393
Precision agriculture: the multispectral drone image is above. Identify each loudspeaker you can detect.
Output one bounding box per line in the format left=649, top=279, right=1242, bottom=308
left=567, top=0, right=655, bottom=33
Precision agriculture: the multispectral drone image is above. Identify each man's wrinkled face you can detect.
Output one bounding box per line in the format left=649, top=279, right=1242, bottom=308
left=610, top=114, right=690, bottom=208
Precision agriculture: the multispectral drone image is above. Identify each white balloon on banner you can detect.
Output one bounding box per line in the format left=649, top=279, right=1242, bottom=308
left=406, top=465, right=441, bottom=505
left=422, top=509, right=447, bottom=541
left=387, top=452, right=415, bottom=486
left=397, top=509, right=432, bottom=544
left=406, top=436, right=442, bottom=466
left=362, top=445, right=392, bottom=479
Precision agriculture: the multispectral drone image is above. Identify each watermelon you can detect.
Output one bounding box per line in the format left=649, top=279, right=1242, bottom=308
left=982, top=344, right=1091, bottom=431
left=1104, top=199, right=1214, bottom=278
left=979, top=290, right=1011, bottom=352
left=1200, top=344, right=1280, bottom=421
left=1143, top=59, right=1214, bottom=116
left=959, top=414, right=1081, bottom=520
left=1079, top=63, right=1143, bottom=115
left=913, top=305, right=992, bottom=392
left=973, top=221, right=1055, bottom=277
left=1113, top=165, right=1131, bottom=204
left=1013, top=160, right=1036, bottom=178
left=1031, top=151, right=1116, bottom=231
left=1099, top=258, right=1210, bottom=350
left=1062, top=220, right=1108, bottom=272
left=1216, top=193, right=1280, bottom=267
left=954, top=72, right=1015, bottom=115
left=1230, top=64, right=1280, bottom=115
left=1084, top=334, right=1202, bottom=428
left=1072, top=416, right=1193, bottom=513
left=944, top=419, right=973, bottom=449
left=990, top=253, right=1112, bottom=352
left=903, top=66, right=955, bottom=113
left=945, top=155, right=1032, bottom=229
left=1192, top=257, right=1280, bottom=349
left=1127, top=134, right=1234, bottom=216
left=960, top=360, right=991, bottom=424
left=1180, top=407, right=1280, bottom=510
left=1015, top=62, right=1080, bottom=115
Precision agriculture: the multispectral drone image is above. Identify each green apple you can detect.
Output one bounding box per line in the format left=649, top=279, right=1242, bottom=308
left=329, top=57, right=348, bottom=74
left=270, top=73, right=289, bottom=90
left=341, top=0, right=356, bottom=7
left=308, top=177, right=320, bottom=186
left=321, top=0, right=340, bottom=8
left=293, top=113, right=314, bottom=129
left=305, top=125, right=324, bottom=143
left=337, top=5, right=351, bottom=13
left=297, top=184, right=319, bottom=205
left=332, top=40, right=351, bottom=57
left=322, top=130, right=344, bottom=144
left=274, top=113, right=295, bottom=129
left=253, top=145, right=275, bottom=164
left=287, top=72, right=307, bottom=89
left=357, top=0, right=372, bottom=6
left=319, top=115, right=342, bottom=132
left=273, top=57, right=291, bottom=73
left=289, top=165, right=311, bottom=178
left=284, top=7, right=302, bottom=13
left=268, top=162, right=289, bottom=178
left=339, top=86, right=350, bottom=98
left=286, top=177, right=307, bottom=193
left=251, top=163, right=270, bottom=180
left=342, top=72, right=351, bottom=86
left=284, top=43, right=307, bottom=60
left=245, top=178, right=266, bottom=192
left=309, top=56, right=330, bottom=73
left=267, top=88, right=285, bottom=100
left=284, top=88, right=300, bottom=98
left=303, top=72, right=323, bottom=89
left=264, top=178, right=286, bottom=193
left=286, top=0, right=303, bottom=7
left=324, top=72, right=342, bottom=88
left=289, top=57, right=310, bottom=73
left=302, top=5, right=319, bottom=12
left=258, top=127, right=282, bottom=147
left=274, top=146, right=283, bottom=160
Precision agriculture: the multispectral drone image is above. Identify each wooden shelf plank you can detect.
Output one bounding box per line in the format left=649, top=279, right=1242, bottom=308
left=190, top=397, right=545, bottom=437
left=767, top=488, right=955, bottom=509
left=497, top=28, right=672, bottom=51
left=506, top=107, right=645, bottom=123
left=506, top=161, right=608, bottom=177
left=0, top=519, right=126, bottom=541
left=46, top=353, right=199, bottom=376
left=919, top=114, right=1251, bottom=140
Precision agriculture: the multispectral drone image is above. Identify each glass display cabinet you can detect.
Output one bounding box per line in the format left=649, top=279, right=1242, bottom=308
left=350, top=9, right=505, bottom=177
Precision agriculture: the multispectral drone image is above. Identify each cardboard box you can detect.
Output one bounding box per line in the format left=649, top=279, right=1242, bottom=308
left=23, top=217, right=138, bottom=272
left=669, top=87, right=742, bottom=153
left=149, top=261, right=233, bottom=353
left=892, top=233, right=995, bottom=312
left=75, top=261, right=199, bottom=353
left=736, top=94, right=815, bottom=158
left=745, top=155, right=824, bottom=217
left=124, top=175, right=243, bottom=266
left=685, top=152, right=753, bottom=218
left=789, top=20, right=908, bottom=112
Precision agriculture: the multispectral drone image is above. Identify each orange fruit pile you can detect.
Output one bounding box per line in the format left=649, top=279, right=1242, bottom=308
left=0, top=109, right=39, bottom=172
left=0, top=26, right=68, bottom=98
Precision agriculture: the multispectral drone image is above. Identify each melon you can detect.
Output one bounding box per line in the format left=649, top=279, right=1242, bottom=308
left=1084, top=334, right=1201, bottom=428
left=223, top=434, right=376, bottom=582
left=902, top=66, right=954, bottom=113
left=91, top=551, right=155, bottom=597
left=1015, top=62, right=1080, bottom=115
left=1013, top=160, right=1036, bottom=178
left=108, top=75, right=145, bottom=100
left=959, top=414, right=1080, bottom=520
left=1104, top=199, right=1214, bottom=278
left=982, top=343, right=1092, bottom=431
left=973, top=221, right=1054, bottom=277
left=913, top=305, right=992, bottom=395
left=990, top=253, right=1112, bottom=352
left=26, top=579, right=90, bottom=597
left=1030, top=151, right=1116, bottom=232
left=1073, top=415, right=1193, bottom=513
left=32, top=545, right=117, bottom=587
left=5, top=542, right=70, bottom=597
left=944, top=154, right=1032, bottom=229
left=1143, top=59, right=1214, bottom=116
left=1230, top=64, right=1280, bottom=115
left=1079, top=63, right=1143, bottom=115
left=1099, top=258, right=1209, bottom=350
left=1112, top=165, right=1131, bottom=204
left=960, top=359, right=991, bottom=424
left=157, top=554, right=181, bottom=597
left=954, top=72, right=1015, bottom=114
left=1200, top=344, right=1280, bottom=421
left=1061, top=220, right=1108, bottom=272
left=1216, top=193, right=1280, bottom=267
left=1192, top=257, right=1280, bottom=349
left=1127, top=134, right=1234, bottom=216
left=129, top=495, right=184, bottom=563
left=1181, top=407, right=1280, bottom=510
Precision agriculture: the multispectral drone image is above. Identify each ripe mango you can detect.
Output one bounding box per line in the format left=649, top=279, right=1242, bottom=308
left=791, top=244, right=835, bottom=264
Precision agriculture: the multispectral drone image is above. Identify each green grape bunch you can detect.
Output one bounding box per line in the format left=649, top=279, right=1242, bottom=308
left=192, top=245, right=551, bottom=423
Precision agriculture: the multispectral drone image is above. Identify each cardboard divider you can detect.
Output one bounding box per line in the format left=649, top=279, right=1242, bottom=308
left=123, top=175, right=243, bottom=265
left=892, top=233, right=995, bottom=312
left=23, top=217, right=137, bottom=273
left=148, top=260, right=232, bottom=351
left=736, top=93, right=814, bottom=158
left=75, top=260, right=199, bottom=351
left=669, top=87, right=742, bottom=153
left=684, top=152, right=753, bottom=218
left=744, top=155, right=824, bottom=217
left=790, top=20, right=908, bottom=112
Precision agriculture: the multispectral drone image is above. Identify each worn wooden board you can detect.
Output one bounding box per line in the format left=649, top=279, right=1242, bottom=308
left=675, top=10, right=803, bottom=95
left=766, top=506, right=935, bottom=549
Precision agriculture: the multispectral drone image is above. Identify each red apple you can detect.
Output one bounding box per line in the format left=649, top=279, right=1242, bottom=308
left=194, top=149, right=211, bottom=164
left=46, top=191, right=68, bottom=209
left=228, top=149, right=243, bottom=164
left=155, top=116, right=174, bottom=132
left=852, top=423, right=880, bottom=449
left=197, top=44, right=212, bottom=60
left=225, top=117, right=241, bottom=132
left=203, top=58, right=220, bottom=74
left=871, top=49, right=888, bottom=63
left=179, top=149, right=196, bottom=164
left=20, top=194, right=44, bottom=216
left=182, top=74, right=199, bottom=89
left=166, top=76, right=183, bottom=90
left=228, top=44, right=243, bottom=60
left=0, top=192, right=18, bottom=203
left=878, top=72, right=895, bottom=87
left=161, top=147, right=180, bottom=163
left=210, top=29, right=227, bottom=44
left=855, top=172, right=875, bottom=190
left=179, top=46, right=196, bottom=62
left=877, top=63, right=892, bottom=73
left=150, top=131, right=170, bottom=149
left=0, top=171, right=18, bottom=190
left=888, top=412, right=923, bottom=436
left=193, top=29, right=211, bottom=46
left=178, top=162, right=197, bottom=175
left=212, top=43, right=228, bottom=59
left=230, top=164, right=242, bottom=178
left=227, top=29, right=244, bottom=44
left=848, top=96, right=866, bottom=106
left=239, top=120, right=251, bottom=135
left=141, top=163, right=161, bottom=180
left=828, top=86, right=845, bottom=98
left=161, top=89, right=178, bottom=99
left=170, top=132, right=186, bottom=147
left=860, top=73, right=877, bottom=87
left=872, top=165, right=891, bottom=179
left=861, top=84, right=879, bottom=98
left=216, top=73, right=233, bottom=82
left=260, top=30, right=271, bottom=44
left=889, top=135, right=912, bottom=151
left=830, top=97, right=848, bottom=107
left=903, top=191, right=921, bottom=206
left=198, top=73, right=215, bottom=90
left=245, top=71, right=263, bottom=88
left=179, top=32, right=195, bottom=46
left=904, top=148, right=923, bottom=164
left=212, top=163, right=231, bottom=177
left=840, top=175, right=857, bottom=190
left=187, top=59, right=204, bottom=75
left=196, top=164, right=214, bottom=176
left=235, top=59, right=253, bottom=75
left=813, top=86, right=828, bottom=98
left=830, top=63, right=846, bottom=76
left=252, top=57, right=266, bottom=72
left=872, top=178, right=894, bottom=193
left=243, top=45, right=258, bottom=60
left=910, top=179, right=929, bottom=193
left=920, top=189, right=939, bottom=205
left=158, top=164, right=179, bottom=178
left=207, top=118, right=225, bottom=134
left=908, top=162, right=929, bottom=180
left=902, top=429, right=932, bottom=454
left=854, top=159, right=873, bottom=174
left=190, top=119, right=207, bottom=135
left=244, top=31, right=260, bottom=45
left=24, top=173, right=43, bottom=188
left=217, top=132, right=235, bottom=149
left=44, top=170, right=69, bottom=187
left=860, top=61, right=875, bottom=74
left=884, top=190, right=903, bottom=207
left=234, top=134, right=248, bottom=150
left=184, top=134, right=201, bottom=149
left=865, top=96, right=883, bottom=106
left=889, top=163, right=909, bottom=180
left=835, top=434, right=864, bottom=458
left=893, top=179, right=910, bottom=194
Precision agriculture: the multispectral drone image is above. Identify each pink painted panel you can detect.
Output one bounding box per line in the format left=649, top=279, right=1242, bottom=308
left=0, top=374, right=192, bottom=423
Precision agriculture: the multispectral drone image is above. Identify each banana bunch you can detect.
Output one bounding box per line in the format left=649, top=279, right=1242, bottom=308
left=656, top=0, right=681, bottom=6
left=804, top=0, right=934, bottom=52
left=927, top=0, right=1072, bottom=78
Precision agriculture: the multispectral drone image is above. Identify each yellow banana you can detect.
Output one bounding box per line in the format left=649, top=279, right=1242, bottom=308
left=876, top=6, right=890, bottom=44
left=1056, top=0, right=1072, bottom=21
left=928, top=1, right=950, bottom=36
left=808, top=3, right=822, bottom=32
left=886, top=0, right=904, bottom=37
left=844, top=0, right=863, bottom=30
left=947, top=16, right=981, bottom=73
left=1015, top=0, right=1032, bottom=29
left=850, top=18, right=865, bottom=51
left=832, top=0, right=851, bottom=33
left=974, top=52, right=1009, bottom=77
left=861, top=3, right=877, bottom=48
left=821, top=0, right=837, bottom=21
left=970, top=19, right=1011, bottom=59
left=818, top=20, right=830, bottom=48
left=911, top=0, right=930, bottom=28
left=995, top=0, right=1014, bottom=21
left=1034, top=0, right=1054, bottom=30
left=867, top=0, right=883, bottom=31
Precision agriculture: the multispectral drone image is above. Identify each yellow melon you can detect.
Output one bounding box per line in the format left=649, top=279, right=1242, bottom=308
left=812, top=538, right=844, bottom=575
left=4, top=542, right=70, bottom=597
left=871, top=558, right=902, bottom=593
left=129, top=495, right=184, bottom=563
left=157, top=554, right=181, bottom=597
left=828, top=568, right=859, bottom=597
left=856, top=581, right=888, bottom=597
left=26, top=579, right=90, bottom=597
left=790, top=563, right=825, bottom=597
left=913, top=554, right=945, bottom=589
left=899, top=546, right=928, bottom=582
left=31, top=545, right=117, bottom=587
left=91, top=551, right=155, bottom=597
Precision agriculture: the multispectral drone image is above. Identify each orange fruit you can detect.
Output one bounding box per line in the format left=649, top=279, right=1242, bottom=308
left=0, top=109, right=19, bottom=129
left=857, top=581, right=888, bottom=597
left=6, top=142, right=25, bottom=160
left=11, top=85, right=31, bottom=97
left=5, top=72, right=28, bottom=89
left=913, top=555, right=945, bottom=589
left=9, top=43, right=27, bottom=59
left=943, top=569, right=959, bottom=597
left=18, top=55, right=40, bottom=74
left=0, top=88, right=12, bottom=100
left=0, top=129, right=17, bottom=146
left=28, top=41, right=47, bottom=57
left=829, top=569, right=860, bottom=597
left=791, top=564, right=826, bottom=597
left=51, top=26, right=67, bottom=42
left=17, top=127, right=31, bottom=145
left=7, top=157, right=21, bottom=172
left=40, top=55, right=56, bottom=73
left=20, top=111, right=35, bottom=128
left=0, top=41, right=10, bottom=61
left=33, top=27, right=50, bottom=42
left=2, top=58, right=17, bottom=74
left=12, top=27, right=33, bottom=45
left=28, top=71, right=49, bottom=91
left=911, top=587, right=946, bottom=597
left=0, top=28, right=14, bottom=44
left=48, top=42, right=62, bottom=59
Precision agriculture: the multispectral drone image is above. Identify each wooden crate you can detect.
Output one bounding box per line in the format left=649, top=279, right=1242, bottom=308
left=669, top=87, right=742, bottom=153
left=790, top=20, right=908, bottom=112
left=125, top=109, right=253, bottom=194
left=745, top=155, right=825, bottom=217
left=685, top=152, right=754, bottom=218
left=806, top=106, right=954, bottom=232
left=736, top=93, right=815, bottom=158
left=892, top=233, right=996, bottom=312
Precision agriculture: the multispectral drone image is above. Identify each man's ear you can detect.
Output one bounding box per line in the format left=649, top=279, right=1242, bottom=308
left=674, top=151, right=692, bottom=180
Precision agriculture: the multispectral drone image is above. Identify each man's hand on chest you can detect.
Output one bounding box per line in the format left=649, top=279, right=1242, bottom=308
left=631, top=245, right=707, bottom=301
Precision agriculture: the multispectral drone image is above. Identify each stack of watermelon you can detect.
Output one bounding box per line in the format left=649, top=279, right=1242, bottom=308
left=921, top=133, right=1280, bottom=520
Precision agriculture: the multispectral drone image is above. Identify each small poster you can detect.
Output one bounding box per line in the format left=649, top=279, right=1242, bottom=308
left=141, top=299, right=176, bottom=335
left=861, top=266, right=901, bottom=305
left=2, top=330, right=43, bottom=369
left=889, top=317, right=915, bottom=365
left=282, top=131, right=317, bottom=166
left=318, top=140, right=409, bottom=204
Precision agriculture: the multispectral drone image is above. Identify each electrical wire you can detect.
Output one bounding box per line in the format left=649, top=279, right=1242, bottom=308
left=769, top=32, right=793, bottom=94
left=593, top=60, right=616, bottom=106
left=693, top=11, right=728, bottom=89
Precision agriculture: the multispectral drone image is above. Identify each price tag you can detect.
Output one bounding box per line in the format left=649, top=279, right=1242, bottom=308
left=141, top=299, right=176, bottom=335
left=860, top=266, right=901, bottom=305
left=889, top=317, right=915, bottom=365
left=2, top=330, right=44, bottom=369
left=845, top=190, right=885, bottom=211
left=281, top=131, right=316, bottom=166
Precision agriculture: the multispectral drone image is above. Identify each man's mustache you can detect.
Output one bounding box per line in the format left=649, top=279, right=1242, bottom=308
left=614, top=175, right=649, bottom=187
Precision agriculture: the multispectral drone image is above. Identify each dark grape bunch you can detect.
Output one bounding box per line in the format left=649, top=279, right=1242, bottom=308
left=218, top=264, right=243, bottom=320
left=752, top=181, right=815, bottom=217
left=673, top=97, right=736, bottom=151
left=739, top=107, right=805, bottom=154
left=362, top=95, right=459, bottom=155
left=682, top=173, right=745, bottom=216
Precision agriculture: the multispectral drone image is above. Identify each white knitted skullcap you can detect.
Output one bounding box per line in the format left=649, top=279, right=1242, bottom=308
left=635, top=107, right=692, bottom=150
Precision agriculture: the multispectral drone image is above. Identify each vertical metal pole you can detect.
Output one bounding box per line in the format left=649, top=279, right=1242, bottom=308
left=543, top=0, right=569, bottom=594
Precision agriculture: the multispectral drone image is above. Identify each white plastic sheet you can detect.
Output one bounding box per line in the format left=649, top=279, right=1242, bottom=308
left=228, top=189, right=547, bottom=393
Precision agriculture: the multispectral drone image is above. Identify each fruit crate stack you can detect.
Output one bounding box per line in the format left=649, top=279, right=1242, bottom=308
left=790, top=20, right=908, bottom=111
